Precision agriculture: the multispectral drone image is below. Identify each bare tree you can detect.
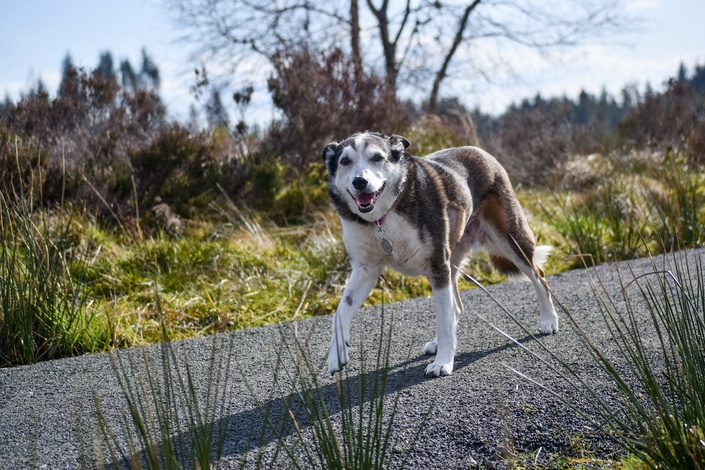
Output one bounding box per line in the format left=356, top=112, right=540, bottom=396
left=364, top=0, right=424, bottom=93
left=398, top=0, right=639, bottom=112
left=427, top=0, right=482, bottom=112
left=167, top=0, right=345, bottom=77
left=166, top=0, right=637, bottom=114
left=351, top=0, right=363, bottom=84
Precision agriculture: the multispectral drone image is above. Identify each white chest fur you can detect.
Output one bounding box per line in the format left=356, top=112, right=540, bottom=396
left=341, top=213, right=431, bottom=278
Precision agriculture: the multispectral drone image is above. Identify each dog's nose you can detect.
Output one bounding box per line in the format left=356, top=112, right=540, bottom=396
left=352, top=176, right=368, bottom=191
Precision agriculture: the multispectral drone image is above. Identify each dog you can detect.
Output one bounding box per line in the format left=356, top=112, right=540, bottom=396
left=322, top=132, right=558, bottom=377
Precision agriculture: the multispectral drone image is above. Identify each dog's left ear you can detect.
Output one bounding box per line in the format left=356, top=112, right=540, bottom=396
left=389, top=135, right=411, bottom=151
left=388, top=135, right=410, bottom=162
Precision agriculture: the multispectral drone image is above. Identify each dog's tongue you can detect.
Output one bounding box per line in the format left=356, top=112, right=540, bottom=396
left=357, top=192, right=375, bottom=206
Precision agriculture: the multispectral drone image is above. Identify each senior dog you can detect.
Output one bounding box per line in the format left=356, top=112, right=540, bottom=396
left=322, top=132, right=558, bottom=377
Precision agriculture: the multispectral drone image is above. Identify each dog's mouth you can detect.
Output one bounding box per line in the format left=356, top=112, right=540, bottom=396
left=348, top=182, right=386, bottom=213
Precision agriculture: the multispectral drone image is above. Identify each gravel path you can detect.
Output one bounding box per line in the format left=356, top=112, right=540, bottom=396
left=1, top=248, right=701, bottom=469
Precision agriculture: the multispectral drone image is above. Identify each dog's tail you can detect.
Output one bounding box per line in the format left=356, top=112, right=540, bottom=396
left=490, top=244, right=553, bottom=280
left=534, top=245, right=553, bottom=270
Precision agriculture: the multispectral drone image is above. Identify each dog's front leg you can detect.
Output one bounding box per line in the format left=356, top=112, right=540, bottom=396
left=328, top=265, right=381, bottom=374
left=425, top=284, right=457, bottom=377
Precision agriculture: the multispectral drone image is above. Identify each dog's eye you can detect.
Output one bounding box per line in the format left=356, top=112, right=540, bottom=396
left=340, top=156, right=351, bottom=166
left=372, top=154, right=384, bottom=163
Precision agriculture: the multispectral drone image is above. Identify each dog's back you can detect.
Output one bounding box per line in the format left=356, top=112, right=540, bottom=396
left=394, top=146, right=534, bottom=277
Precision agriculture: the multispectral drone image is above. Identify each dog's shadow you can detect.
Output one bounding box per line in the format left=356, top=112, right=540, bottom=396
left=386, top=333, right=537, bottom=381
left=113, top=333, right=538, bottom=467
left=236, top=332, right=538, bottom=461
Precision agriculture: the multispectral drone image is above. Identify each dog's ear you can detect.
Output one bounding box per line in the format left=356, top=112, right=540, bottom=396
left=389, top=135, right=411, bottom=150
left=322, top=142, right=340, bottom=176
left=388, top=135, right=410, bottom=162
left=322, top=142, right=339, bottom=161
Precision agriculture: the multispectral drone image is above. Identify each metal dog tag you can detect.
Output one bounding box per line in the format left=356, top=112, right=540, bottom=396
left=381, top=238, right=393, bottom=254
left=376, top=226, right=393, bottom=254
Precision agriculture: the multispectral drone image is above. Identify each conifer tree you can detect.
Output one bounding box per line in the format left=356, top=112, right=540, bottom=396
left=96, top=51, right=116, bottom=79
left=58, top=53, right=77, bottom=99
left=139, top=48, right=160, bottom=90
left=120, top=59, right=138, bottom=92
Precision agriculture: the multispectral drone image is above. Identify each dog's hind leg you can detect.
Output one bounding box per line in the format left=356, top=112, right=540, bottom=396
left=327, top=264, right=382, bottom=374
left=448, top=208, right=471, bottom=319
left=475, top=191, right=558, bottom=335
left=530, top=263, right=558, bottom=334
left=529, top=245, right=558, bottom=333
left=487, top=232, right=558, bottom=335
left=503, top=246, right=558, bottom=334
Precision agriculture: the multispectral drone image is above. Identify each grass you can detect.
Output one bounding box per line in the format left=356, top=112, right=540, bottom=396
left=1, top=206, right=506, bottom=355
left=598, top=253, right=705, bottom=468
left=474, top=249, right=705, bottom=469
left=0, top=189, right=112, bottom=366
left=94, top=291, right=235, bottom=469
left=509, top=434, right=650, bottom=469
left=81, top=217, right=423, bottom=344
left=539, top=151, right=705, bottom=268
left=249, top=303, right=433, bottom=469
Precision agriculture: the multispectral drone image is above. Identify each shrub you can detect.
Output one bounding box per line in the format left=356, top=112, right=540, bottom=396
left=267, top=45, right=410, bottom=172
left=1, top=66, right=166, bottom=222
left=403, top=111, right=479, bottom=156
left=130, top=124, right=217, bottom=217
left=618, top=79, right=705, bottom=164
left=489, top=99, right=603, bottom=186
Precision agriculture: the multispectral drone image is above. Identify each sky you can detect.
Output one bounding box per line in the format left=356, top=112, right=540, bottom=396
left=2, top=0, right=705, bottom=123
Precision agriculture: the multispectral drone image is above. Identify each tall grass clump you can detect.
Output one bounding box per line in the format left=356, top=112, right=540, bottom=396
left=652, top=159, right=705, bottom=250
left=0, top=186, right=102, bottom=366
left=487, top=251, right=705, bottom=468
left=95, top=296, right=234, bottom=469
left=584, top=253, right=705, bottom=468
left=550, top=180, right=650, bottom=264
left=452, top=245, right=704, bottom=468
left=548, top=152, right=705, bottom=265
left=253, top=309, right=431, bottom=469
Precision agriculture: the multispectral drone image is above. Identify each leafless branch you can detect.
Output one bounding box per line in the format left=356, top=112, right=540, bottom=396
left=165, top=0, right=641, bottom=115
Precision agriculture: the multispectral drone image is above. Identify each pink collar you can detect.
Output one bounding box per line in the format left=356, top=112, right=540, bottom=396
left=376, top=212, right=388, bottom=226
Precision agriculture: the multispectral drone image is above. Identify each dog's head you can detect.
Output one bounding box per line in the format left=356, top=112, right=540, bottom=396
left=322, top=132, right=410, bottom=222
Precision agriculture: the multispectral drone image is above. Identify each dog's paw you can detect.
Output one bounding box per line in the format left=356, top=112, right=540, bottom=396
left=423, top=338, right=438, bottom=355
left=424, top=360, right=453, bottom=377
left=327, top=339, right=350, bottom=375
left=539, top=315, right=559, bottom=335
